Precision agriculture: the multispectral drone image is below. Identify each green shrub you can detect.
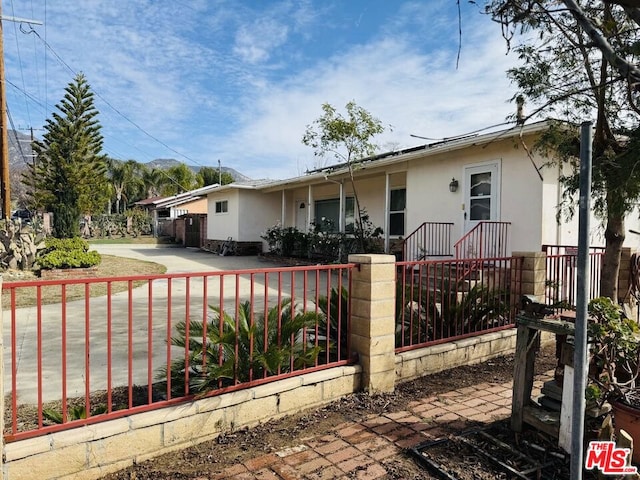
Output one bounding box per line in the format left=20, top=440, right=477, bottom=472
left=38, top=236, right=101, bottom=269
left=39, top=249, right=101, bottom=269
left=42, top=237, right=90, bottom=253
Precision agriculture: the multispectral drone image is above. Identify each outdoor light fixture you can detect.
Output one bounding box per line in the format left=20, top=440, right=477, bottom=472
left=449, top=178, right=459, bottom=192
left=299, top=203, right=306, bottom=209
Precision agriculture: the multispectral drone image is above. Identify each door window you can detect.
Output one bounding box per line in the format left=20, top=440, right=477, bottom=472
left=469, top=172, right=492, bottom=221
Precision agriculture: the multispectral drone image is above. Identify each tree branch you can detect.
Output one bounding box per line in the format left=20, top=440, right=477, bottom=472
left=562, top=0, right=640, bottom=88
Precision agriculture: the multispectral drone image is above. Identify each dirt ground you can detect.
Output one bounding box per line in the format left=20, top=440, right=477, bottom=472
left=101, top=344, right=570, bottom=480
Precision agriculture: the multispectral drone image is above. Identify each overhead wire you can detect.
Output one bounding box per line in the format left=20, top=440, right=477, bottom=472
left=8, top=0, right=31, bottom=127
left=12, top=21, right=195, bottom=193
left=23, top=27, right=209, bottom=170
left=6, top=106, right=31, bottom=165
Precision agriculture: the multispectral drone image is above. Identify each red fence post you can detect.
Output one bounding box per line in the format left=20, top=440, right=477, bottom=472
left=349, top=254, right=396, bottom=393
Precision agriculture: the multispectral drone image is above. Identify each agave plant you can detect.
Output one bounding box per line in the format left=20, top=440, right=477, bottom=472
left=43, top=404, right=107, bottom=424
left=160, top=299, right=324, bottom=396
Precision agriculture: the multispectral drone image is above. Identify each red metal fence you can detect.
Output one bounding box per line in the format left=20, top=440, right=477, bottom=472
left=454, top=222, right=511, bottom=259
left=395, top=256, right=523, bottom=352
left=2, top=264, right=354, bottom=441
left=542, top=245, right=605, bottom=307
left=401, top=222, right=454, bottom=262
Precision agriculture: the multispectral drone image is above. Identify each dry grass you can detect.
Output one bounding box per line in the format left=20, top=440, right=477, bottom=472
left=2, top=255, right=167, bottom=309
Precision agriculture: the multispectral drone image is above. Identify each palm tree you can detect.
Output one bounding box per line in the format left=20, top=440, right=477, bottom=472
left=108, top=159, right=142, bottom=213
left=141, top=167, right=164, bottom=198
left=160, top=299, right=324, bottom=396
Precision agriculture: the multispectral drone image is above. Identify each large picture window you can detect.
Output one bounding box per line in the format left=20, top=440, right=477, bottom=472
left=314, top=197, right=354, bottom=232
left=389, top=188, right=406, bottom=236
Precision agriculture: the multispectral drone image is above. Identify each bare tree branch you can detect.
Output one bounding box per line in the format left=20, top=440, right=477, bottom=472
left=562, top=0, right=640, bottom=88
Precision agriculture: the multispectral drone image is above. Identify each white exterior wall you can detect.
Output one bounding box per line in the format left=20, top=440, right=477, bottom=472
left=237, top=190, right=281, bottom=243
left=207, top=189, right=240, bottom=240
left=540, top=162, right=640, bottom=250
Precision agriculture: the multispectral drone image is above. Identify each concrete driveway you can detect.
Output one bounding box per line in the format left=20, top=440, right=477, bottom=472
left=5, top=246, right=343, bottom=405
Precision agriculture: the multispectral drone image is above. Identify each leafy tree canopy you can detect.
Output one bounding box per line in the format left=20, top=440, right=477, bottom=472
left=302, top=101, right=386, bottom=252
left=197, top=166, right=234, bottom=186
left=302, top=101, right=385, bottom=169
left=485, top=0, right=640, bottom=299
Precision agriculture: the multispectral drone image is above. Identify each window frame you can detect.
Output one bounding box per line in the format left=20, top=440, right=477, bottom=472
left=313, top=196, right=355, bottom=233
left=214, top=199, right=229, bottom=215
left=388, top=188, right=406, bottom=237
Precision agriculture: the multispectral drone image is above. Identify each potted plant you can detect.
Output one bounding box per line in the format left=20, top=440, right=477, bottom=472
left=588, top=297, right=640, bottom=462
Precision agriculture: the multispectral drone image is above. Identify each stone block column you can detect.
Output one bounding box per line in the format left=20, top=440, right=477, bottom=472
left=513, top=251, right=547, bottom=303
left=348, top=254, right=396, bottom=393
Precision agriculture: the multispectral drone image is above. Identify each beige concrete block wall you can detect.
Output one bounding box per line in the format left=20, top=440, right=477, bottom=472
left=3, top=366, right=361, bottom=480
left=348, top=254, right=397, bottom=394
left=513, top=251, right=546, bottom=302
left=396, top=330, right=556, bottom=382
left=396, top=329, right=517, bottom=381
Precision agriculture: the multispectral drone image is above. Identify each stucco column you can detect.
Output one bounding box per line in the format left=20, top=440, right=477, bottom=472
left=513, top=251, right=546, bottom=302
left=348, top=254, right=396, bottom=393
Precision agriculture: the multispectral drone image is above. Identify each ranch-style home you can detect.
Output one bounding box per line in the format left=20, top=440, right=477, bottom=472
left=203, top=120, right=640, bottom=257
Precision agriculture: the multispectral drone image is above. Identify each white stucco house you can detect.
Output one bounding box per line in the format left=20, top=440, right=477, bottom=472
left=203, top=120, right=640, bottom=257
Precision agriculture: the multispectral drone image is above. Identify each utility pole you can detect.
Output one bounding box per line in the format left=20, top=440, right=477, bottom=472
left=0, top=5, right=42, bottom=219
left=0, top=2, right=10, bottom=219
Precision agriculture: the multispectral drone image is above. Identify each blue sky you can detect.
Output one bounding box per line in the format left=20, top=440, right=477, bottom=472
left=3, top=0, right=523, bottom=180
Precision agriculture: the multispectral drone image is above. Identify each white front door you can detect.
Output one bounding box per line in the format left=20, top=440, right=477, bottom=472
left=295, top=200, right=307, bottom=232
left=463, top=161, right=500, bottom=232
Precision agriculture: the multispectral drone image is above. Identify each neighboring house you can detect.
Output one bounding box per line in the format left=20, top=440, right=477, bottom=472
left=135, top=184, right=218, bottom=237
left=204, top=121, right=640, bottom=256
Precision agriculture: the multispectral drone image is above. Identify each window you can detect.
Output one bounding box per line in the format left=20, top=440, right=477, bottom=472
left=389, top=188, right=406, bottom=236
left=314, top=197, right=354, bottom=232
left=215, top=200, right=228, bottom=214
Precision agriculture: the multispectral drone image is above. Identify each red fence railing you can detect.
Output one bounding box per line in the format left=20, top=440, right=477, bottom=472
left=542, top=245, right=605, bottom=307
left=454, top=221, right=511, bottom=259
left=2, top=264, right=354, bottom=441
left=401, top=222, right=454, bottom=261
left=395, top=256, right=523, bottom=353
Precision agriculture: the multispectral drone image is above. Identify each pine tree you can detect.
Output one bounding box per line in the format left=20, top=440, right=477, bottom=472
left=25, top=73, right=109, bottom=238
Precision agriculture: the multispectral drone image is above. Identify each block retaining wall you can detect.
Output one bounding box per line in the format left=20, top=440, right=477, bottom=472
left=3, top=329, right=530, bottom=480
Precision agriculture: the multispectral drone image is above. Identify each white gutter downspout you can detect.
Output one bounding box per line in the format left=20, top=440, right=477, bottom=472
left=281, top=190, right=286, bottom=226
left=384, top=173, right=390, bottom=253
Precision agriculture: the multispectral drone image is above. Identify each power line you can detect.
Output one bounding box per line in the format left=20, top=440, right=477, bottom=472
left=23, top=27, right=209, bottom=169
left=6, top=106, right=30, bottom=165
left=9, top=0, right=31, bottom=126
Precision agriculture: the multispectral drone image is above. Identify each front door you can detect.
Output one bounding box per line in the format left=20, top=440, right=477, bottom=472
left=295, top=200, right=308, bottom=232
left=463, top=161, right=500, bottom=233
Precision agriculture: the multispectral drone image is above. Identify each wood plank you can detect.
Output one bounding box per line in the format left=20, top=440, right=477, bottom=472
left=522, top=405, right=560, bottom=438
left=515, top=315, right=575, bottom=335
left=511, top=324, right=538, bottom=432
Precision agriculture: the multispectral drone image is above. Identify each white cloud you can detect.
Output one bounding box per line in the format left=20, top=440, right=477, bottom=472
left=210, top=17, right=520, bottom=180
left=233, top=19, right=289, bottom=64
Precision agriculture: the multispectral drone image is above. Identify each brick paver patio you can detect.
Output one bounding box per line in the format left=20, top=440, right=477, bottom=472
left=209, top=374, right=550, bottom=479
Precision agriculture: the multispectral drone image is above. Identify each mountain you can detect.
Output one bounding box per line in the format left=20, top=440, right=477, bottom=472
left=144, top=158, right=251, bottom=182
left=8, top=130, right=33, bottom=168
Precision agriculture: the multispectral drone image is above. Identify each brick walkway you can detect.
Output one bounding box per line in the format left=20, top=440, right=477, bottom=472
left=209, top=375, right=549, bottom=479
